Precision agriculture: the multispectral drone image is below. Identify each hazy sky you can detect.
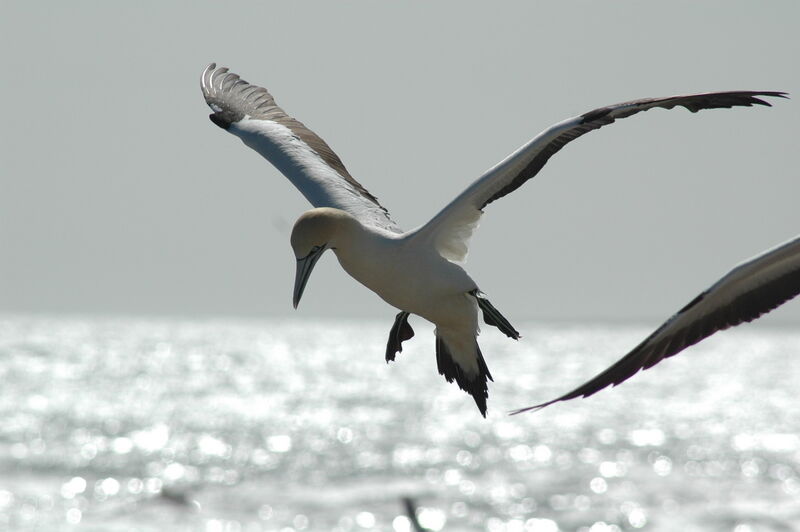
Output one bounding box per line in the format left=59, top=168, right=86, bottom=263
left=2, top=2, right=798, bottom=325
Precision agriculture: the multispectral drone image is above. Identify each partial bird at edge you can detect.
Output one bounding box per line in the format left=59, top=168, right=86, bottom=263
left=510, top=234, right=800, bottom=414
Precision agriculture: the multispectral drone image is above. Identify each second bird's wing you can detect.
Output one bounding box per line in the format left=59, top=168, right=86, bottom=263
left=512, top=234, right=800, bottom=413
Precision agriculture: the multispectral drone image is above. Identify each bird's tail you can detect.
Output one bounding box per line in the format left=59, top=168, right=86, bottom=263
left=435, top=333, right=493, bottom=417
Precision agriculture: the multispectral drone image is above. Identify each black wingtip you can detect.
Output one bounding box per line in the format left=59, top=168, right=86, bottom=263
left=758, top=91, right=790, bottom=99
left=209, top=113, right=232, bottom=130
left=749, top=91, right=790, bottom=107
left=509, top=388, right=598, bottom=414
left=508, top=401, right=552, bottom=415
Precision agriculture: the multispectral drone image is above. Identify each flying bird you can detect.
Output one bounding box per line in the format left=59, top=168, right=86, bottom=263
left=200, top=63, right=795, bottom=416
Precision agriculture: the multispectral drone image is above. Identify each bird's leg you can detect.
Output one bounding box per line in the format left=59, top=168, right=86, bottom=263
left=385, top=311, right=414, bottom=362
left=470, top=289, right=521, bottom=340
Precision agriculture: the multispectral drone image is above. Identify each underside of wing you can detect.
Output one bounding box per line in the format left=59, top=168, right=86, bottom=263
left=201, top=63, right=401, bottom=233
left=418, top=91, right=787, bottom=262
left=511, top=234, right=800, bottom=414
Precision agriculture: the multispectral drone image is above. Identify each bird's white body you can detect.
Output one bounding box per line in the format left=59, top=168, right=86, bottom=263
left=309, top=212, right=485, bottom=373
left=335, top=231, right=477, bottom=321
left=201, top=63, right=797, bottom=416
left=231, top=110, right=488, bottom=376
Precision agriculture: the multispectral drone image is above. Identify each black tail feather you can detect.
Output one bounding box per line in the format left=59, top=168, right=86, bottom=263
left=386, top=311, right=414, bottom=362
left=471, top=290, right=520, bottom=340
left=435, top=335, right=492, bottom=417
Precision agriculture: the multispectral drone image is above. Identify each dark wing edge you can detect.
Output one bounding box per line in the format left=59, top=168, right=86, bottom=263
left=200, top=63, right=395, bottom=223
left=482, top=91, right=788, bottom=209
left=436, top=335, right=493, bottom=418
left=511, top=234, right=800, bottom=414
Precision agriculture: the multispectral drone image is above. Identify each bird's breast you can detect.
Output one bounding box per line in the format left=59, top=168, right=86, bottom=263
left=333, top=241, right=476, bottom=318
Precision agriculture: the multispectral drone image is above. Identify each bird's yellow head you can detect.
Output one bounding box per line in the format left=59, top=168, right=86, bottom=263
left=289, top=208, right=354, bottom=308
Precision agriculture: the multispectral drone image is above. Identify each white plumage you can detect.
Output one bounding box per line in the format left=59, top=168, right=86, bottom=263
left=201, top=63, right=796, bottom=417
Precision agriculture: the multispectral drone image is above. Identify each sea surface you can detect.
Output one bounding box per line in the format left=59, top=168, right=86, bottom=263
left=0, top=315, right=799, bottom=532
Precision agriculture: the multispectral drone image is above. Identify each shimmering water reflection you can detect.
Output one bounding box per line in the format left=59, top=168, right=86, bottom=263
left=0, top=317, right=798, bottom=531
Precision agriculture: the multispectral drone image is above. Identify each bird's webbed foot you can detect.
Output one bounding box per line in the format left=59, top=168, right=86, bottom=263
left=385, top=311, right=415, bottom=362
left=470, top=289, right=520, bottom=340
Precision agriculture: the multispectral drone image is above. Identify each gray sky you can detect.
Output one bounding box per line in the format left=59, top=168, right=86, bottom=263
left=1, top=1, right=798, bottom=325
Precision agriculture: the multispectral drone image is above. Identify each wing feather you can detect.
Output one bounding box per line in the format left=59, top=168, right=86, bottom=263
left=201, top=63, right=400, bottom=233
left=416, top=91, right=787, bottom=262
left=511, top=235, right=800, bottom=414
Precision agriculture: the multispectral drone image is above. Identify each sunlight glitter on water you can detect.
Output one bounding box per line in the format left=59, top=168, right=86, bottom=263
left=0, top=316, right=798, bottom=531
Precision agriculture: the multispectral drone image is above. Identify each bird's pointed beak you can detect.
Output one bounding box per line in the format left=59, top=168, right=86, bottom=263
left=293, top=246, right=327, bottom=309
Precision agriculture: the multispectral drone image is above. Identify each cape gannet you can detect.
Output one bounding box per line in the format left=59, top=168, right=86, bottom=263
left=200, top=63, right=796, bottom=416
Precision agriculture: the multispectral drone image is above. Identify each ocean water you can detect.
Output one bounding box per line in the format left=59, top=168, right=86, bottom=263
left=0, top=316, right=799, bottom=532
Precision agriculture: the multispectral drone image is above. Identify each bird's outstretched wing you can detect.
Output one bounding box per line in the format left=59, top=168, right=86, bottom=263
left=201, top=63, right=400, bottom=233
left=512, top=234, right=800, bottom=414
left=415, top=91, right=787, bottom=262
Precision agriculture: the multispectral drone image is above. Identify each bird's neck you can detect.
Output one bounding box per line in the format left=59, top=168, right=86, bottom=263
left=329, top=216, right=382, bottom=254
left=330, top=219, right=400, bottom=283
